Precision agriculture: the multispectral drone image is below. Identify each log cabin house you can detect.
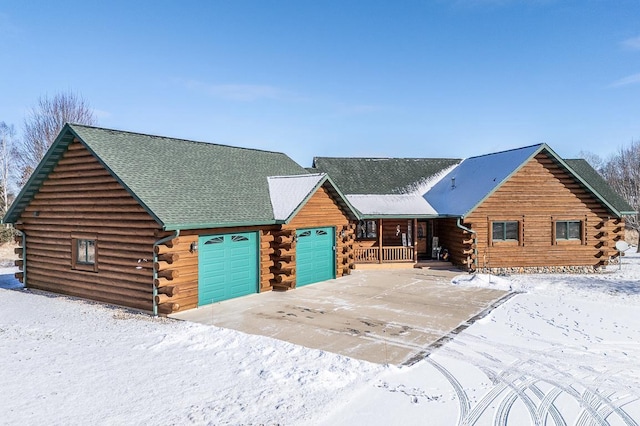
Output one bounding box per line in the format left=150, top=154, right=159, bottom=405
left=5, top=124, right=358, bottom=315
left=5, top=125, right=635, bottom=315
left=312, top=144, right=635, bottom=273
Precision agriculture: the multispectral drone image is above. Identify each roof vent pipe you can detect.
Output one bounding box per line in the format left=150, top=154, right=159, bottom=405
left=451, top=177, right=456, bottom=189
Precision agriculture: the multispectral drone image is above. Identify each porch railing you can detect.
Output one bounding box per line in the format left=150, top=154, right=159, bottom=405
left=354, top=246, right=415, bottom=263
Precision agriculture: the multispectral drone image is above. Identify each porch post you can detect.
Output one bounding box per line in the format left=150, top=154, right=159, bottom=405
left=413, top=218, right=418, bottom=262
left=378, top=219, right=383, bottom=264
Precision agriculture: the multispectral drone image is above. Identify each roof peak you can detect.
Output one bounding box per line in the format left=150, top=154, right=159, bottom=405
left=314, top=156, right=460, bottom=161
left=67, top=123, right=289, bottom=156
left=269, top=172, right=325, bottom=179
left=465, top=143, right=546, bottom=161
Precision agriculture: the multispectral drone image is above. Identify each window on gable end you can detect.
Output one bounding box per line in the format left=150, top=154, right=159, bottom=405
left=72, top=237, right=98, bottom=272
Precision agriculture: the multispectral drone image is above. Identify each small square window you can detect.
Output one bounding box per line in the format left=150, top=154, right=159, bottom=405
left=555, top=221, right=582, bottom=242
left=72, top=237, right=98, bottom=272
left=77, top=239, right=96, bottom=264
left=492, top=221, right=519, bottom=242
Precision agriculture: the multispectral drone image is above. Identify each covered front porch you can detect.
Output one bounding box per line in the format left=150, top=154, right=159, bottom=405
left=353, top=218, right=439, bottom=264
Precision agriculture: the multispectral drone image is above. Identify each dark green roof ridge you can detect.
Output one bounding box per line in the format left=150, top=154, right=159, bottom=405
left=564, top=158, right=635, bottom=214
left=69, top=123, right=292, bottom=156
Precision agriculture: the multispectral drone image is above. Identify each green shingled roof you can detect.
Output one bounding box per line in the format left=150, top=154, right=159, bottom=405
left=5, top=124, right=309, bottom=230
left=311, top=157, right=461, bottom=195
left=564, top=159, right=635, bottom=215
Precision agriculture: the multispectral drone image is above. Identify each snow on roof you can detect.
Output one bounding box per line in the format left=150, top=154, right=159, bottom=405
left=397, top=162, right=460, bottom=195
left=268, top=173, right=326, bottom=221
left=345, top=162, right=457, bottom=216
left=347, top=194, right=438, bottom=216
left=425, top=144, right=544, bottom=217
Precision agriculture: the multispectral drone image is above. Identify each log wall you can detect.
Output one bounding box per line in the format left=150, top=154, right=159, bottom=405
left=434, top=218, right=470, bottom=268
left=458, top=153, right=624, bottom=271
left=14, top=144, right=357, bottom=313
left=282, top=184, right=355, bottom=283
left=154, top=225, right=281, bottom=313
left=16, top=140, right=162, bottom=311
left=149, top=184, right=357, bottom=310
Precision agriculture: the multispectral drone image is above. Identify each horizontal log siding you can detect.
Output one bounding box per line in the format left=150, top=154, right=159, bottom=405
left=434, top=218, right=468, bottom=267
left=380, top=219, right=414, bottom=247
left=466, top=153, right=619, bottom=269
left=283, top=185, right=354, bottom=280
left=17, top=140, right=162, bottom=311
left=162, top=226, right=281, bottom=312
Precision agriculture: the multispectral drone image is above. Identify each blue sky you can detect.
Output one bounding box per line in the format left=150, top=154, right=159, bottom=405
left=1, top=0, right=640, bottom=166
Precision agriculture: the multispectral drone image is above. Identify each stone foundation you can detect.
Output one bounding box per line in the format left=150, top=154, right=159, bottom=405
left=476, top=265, right=605, bottom=275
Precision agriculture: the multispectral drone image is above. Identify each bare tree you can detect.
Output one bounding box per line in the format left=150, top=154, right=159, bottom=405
left=0, top=121, right=16, bottom=214
left=578, top=150, right=605, bottom=174
left=601, top=141, right=640, bottom=252
left=14, top=91, right=97, bottom=187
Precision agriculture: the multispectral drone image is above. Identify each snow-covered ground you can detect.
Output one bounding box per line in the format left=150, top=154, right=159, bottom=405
left=2, top=251, right=639, bottom=425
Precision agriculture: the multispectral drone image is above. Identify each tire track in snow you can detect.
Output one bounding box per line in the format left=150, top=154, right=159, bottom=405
left=463, top=365, right=522, bottom=425
left=599, top=394, right=640, bottom=426
left=532, top=386, right=565, bottom=426
left=576, top=389, right=638, bottom=426
left=424, top=357, right=470, bottom=424
left=492, top=376, right=540, bottom=426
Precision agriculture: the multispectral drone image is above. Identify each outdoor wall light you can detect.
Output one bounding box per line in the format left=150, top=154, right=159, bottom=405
left=190, top=242, right=198, bottom=252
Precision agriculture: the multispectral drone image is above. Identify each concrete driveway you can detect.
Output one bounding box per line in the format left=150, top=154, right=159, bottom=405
left=170, top=266, right=508, bottom=365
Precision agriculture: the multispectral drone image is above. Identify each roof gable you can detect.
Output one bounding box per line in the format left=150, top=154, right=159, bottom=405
left=269, top=173, right=359, bottom=223
left=268, top=173, right=326, bottom=221
left=424, top=144, right=544, bottom=217
left=6, top=124, right=310, bottom=229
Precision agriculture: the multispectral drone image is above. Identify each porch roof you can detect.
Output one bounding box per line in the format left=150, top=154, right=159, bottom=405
left=346, top=194, right=438, bottom=218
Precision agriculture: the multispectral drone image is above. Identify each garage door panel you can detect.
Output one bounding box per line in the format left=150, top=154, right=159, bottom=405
left=198, top=232, right=258, bottom=305
left=296, top=227, right=335, bottom=287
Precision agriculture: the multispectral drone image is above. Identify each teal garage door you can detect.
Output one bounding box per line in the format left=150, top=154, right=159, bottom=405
left=296, top=227, right=335, bottom=287
left=198, top=232, right=258, bottom=306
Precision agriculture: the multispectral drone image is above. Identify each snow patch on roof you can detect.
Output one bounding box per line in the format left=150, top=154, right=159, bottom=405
left=268, top=174, right=325, bottom=221
left=347, top=194, right=437, bottom=216
left=346, top=162, right=458, bottom=215
left=397, top=162, right=460, bottom=195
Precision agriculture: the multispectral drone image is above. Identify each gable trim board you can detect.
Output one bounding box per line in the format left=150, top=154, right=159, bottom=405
left=268, top=174, right=359, bottom=224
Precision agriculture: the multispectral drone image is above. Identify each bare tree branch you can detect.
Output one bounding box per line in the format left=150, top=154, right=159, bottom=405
left=601, top=141, right=640, bottom=251
left=0, top=121, right=16, bottom=214
left=13, top=91, right=97, bottom=187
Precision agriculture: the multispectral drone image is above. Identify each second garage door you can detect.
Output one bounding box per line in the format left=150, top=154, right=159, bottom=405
left=198, top=232, right=258, bottom=306
left=296, top=227, right=335, bottom=287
